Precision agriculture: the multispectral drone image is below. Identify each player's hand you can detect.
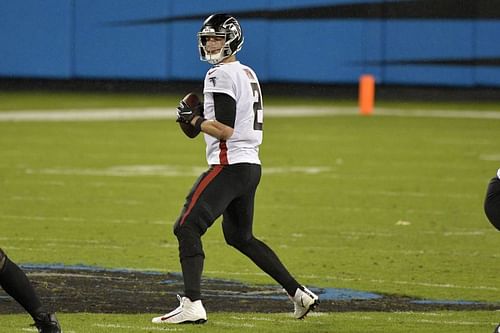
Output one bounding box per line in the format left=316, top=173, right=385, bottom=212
left=176, top=100, right=203, bottom=124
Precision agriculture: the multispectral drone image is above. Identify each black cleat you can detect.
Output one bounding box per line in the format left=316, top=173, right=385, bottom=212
left=32, top=312, right=62, bottom=333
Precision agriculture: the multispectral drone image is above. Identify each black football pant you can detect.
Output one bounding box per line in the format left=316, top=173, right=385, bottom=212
left=172, top=163, right=300, bottom=301
left=484, top=176, right=500, bottom=231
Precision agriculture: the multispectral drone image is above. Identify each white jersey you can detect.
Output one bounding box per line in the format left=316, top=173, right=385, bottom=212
left=203, top=61, right=263, bottom=165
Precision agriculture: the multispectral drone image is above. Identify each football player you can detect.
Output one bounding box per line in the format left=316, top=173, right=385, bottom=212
left=484, top=168, right=500, bottom=231
left=0, top=248, right=61, bottom=332
left=152, top=14, right=319, bottom=324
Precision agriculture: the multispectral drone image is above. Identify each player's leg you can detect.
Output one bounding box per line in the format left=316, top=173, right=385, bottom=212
left=174, top=165, right=236, bottom=301
left=221, top=164, right=319, bottom=318
left=222, top=190, right=301, bottom=295
left=0, top=248, right=61, bottom=332
left=484, top=175, right=500, bottom=231
left=153, top=165, right=236, bottom=324
left=0, top=247, right=43, bottom=315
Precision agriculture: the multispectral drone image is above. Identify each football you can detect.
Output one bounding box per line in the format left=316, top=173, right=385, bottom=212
left=178, top=92, right=202, bottom=138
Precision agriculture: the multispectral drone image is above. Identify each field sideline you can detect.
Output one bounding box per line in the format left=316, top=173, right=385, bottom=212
left=0, top=92, right=499, bottom=332
left=1, top=105, right=500, bottom=122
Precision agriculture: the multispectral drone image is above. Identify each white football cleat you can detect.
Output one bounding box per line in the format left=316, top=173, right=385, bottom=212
left=152, top=295, right=207, bottom=324
left=289, top=286, right=320, bottom=319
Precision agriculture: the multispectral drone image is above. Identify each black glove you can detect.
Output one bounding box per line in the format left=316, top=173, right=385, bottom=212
left=176, top=100, right=204, bottom=124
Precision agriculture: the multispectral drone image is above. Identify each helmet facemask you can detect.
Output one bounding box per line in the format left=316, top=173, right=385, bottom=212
left=198, top=32, right=231, bottom=65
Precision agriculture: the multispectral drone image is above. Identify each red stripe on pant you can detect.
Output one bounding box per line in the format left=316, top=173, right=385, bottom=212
left=179, top=165, right=223, bottom=226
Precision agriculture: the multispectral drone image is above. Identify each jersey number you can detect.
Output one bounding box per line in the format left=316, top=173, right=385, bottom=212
left=251, top=82, right=263, bottom=130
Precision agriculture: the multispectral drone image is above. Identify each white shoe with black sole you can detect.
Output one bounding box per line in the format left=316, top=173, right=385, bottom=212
left=289, top=286, right=320, bottom=319
left=152, top=295, right=207, bottom=324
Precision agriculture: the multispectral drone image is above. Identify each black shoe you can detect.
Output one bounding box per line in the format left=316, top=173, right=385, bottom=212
left=32, top=312, right=62, bottom=333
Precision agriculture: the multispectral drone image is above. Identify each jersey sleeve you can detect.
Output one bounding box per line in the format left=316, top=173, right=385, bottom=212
left=213, top=92, right=236, bottom=128
left=204, top=68, right=236, bottom=100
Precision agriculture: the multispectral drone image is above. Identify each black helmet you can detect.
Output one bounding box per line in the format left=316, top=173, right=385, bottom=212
left=198, top=14, right=244, bottom=64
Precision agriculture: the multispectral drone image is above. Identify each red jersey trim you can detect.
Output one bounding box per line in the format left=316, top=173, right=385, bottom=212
left=219, top=140, right=228, bottom=165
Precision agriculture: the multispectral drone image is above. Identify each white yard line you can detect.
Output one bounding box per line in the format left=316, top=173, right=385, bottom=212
left=22, top=329, right=77, bottom=333
left=0, top=106, right=499, bottom=121
left=0, top=214, right=169, bottom=225
left=375, top=108, right=500, bottom=119
left=341, top=314, right=496, bottom=326
left=0, top=108, right=174, bottom=122
left=93, top=323, right=181, bottom=331
left=22, top=165, right=332, bottom=177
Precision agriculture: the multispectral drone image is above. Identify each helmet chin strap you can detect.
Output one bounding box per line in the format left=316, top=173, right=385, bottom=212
left=206, top=47, right=228, bottom=64
left=207, top=53, right=223, bottom=65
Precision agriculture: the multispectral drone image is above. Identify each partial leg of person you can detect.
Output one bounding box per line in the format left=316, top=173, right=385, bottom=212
left=152, top=165, right=236, bottom=324
left=221, top=165, right=319, bottom=319
left=484, top=174, right=500, bottom=231
left=0, top=248, right=61, bottom=333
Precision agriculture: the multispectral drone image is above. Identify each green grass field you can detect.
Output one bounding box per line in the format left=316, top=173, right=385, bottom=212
left=0, top=91, right=499, bottom=332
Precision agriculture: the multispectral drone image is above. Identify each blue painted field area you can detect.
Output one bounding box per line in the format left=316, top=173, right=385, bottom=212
left=18, top=264, right=493, bottom=308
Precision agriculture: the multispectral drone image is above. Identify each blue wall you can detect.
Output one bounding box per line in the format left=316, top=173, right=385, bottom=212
left=0, top=0, right=73, bottom=78
left=0, top=0, right=499, bottom=87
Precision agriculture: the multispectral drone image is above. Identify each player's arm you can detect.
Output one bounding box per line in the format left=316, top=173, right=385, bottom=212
left=190, top=93, right=235, bottom=140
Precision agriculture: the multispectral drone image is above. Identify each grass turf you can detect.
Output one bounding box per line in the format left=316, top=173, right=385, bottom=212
left=0, top=311, right=498, bottom=333
left=0, top=91, right=499, bottom=332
